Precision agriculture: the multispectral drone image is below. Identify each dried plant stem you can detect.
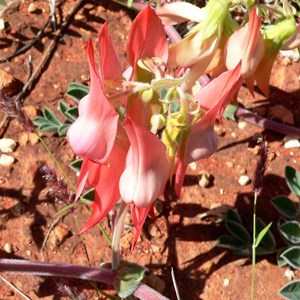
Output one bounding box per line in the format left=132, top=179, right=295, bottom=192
left=14, top=0, right=85, bottom=104
left=0, top=274, right=32, bottom=300
left=0, top=19, right=50, bottom=63
left=251, top=192, right=258, bottom=300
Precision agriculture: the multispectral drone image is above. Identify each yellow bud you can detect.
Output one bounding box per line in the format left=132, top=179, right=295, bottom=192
left=151, top=114, right=166, bottom=131
left=140, top=88, right=154, bottom=103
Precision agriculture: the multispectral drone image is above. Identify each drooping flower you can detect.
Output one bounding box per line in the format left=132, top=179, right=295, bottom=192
left=67, top=39, right=119, bottom=163
left=252, top=15, right=296, bottom=96
left=224, top=7, right=264, bottom=91
left=157, top=0, right=234, bottom=91
left=119, top=117, right=170, bottom=208
left=174, top=62, right=243, bottom=195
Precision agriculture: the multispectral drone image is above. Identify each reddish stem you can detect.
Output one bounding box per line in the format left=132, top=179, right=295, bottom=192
left=0, top=259, right=170, bottom=300
left=235, top=106, right=300, bottom=138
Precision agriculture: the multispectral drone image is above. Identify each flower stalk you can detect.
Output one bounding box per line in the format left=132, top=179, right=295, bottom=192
left=111, top=201, right=128, bottom=270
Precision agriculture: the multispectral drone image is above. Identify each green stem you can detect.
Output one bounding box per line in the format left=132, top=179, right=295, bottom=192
left=112, top=201, right=128, bottom=270
left=251, top=192, right=258, bottom=300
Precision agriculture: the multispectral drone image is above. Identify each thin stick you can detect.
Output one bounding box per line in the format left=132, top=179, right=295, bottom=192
left=0, top=19, right=51, bottom=63
left=14, top=0, right=85, bottom=104
left=0, top=274, right=32, bottom=300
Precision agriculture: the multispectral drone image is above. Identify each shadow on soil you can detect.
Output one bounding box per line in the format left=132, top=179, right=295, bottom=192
left=148, top=171, right=292, bottom=299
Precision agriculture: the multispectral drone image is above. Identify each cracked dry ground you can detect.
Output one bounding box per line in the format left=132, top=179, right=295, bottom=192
left=0, top=1, right=300, bottom=299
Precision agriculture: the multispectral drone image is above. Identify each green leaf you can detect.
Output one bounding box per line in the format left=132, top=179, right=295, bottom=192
left=226, top=208, right=242, bottom=224
left=66, top=82, right=89, bottom=102
left=58, top=124, right=70, bottom=136
left=115, top=261, right=148, bottom=298
left=39, top=124, right=60, bottom=133
left=256, top=218, right=276, bottom=249
left=225, top=219, right=251, bottom=244
left=59, top=100, right=69, bottom=115
left=69, top=159, right=83, bottom=172
left=81, top=188, right=95, bottom=204
left=279, top=280, right=300, bottom=300
left=64, top=107, right=78, bottom=122
left=217, top=235, right=246, bottom=250
left=285, top=166, right=300, bottom=197
left=33, top=117, right=51, bottom=127
left=223, top=103, right=237, bottom=121
left=281, top=246, right=300, bottom=269
left=255, top=222, right=272, bottom=247
left=277, top=247, right=289, bottom=267
left=43, top=107, right=62, bottom=126
left=280, top=221, right=300, bottom=244
left=271, top=195, right=298, bottom=219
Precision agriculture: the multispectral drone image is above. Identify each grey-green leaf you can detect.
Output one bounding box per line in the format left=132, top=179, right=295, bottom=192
left=285, top=166, right=300, bottom=197
left=69, top=159, right=83, bottom=172
left=280, top=221, right=300, bottom=244
left=279, top=280, right=300, bottom=300
left=44, top=107, right=62, bottom=126
left=271, top=195, right=298, bottom=219
left=217, top=235, right=245, bottom=250
left=66, top=82, right=89, bottom=102
left=225, top=219, right=251, bottom=244
left=281, top=246, right=300, bottom=269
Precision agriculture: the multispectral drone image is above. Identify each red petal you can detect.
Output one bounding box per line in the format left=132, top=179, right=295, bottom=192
left=127, top=6, right=168, bottom=67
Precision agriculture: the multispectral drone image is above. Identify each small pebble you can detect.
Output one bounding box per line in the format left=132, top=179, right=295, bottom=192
left=0, top=19, right=5, bottom=30
left=223, top=278, right=230, bottom=287
left=4, top=243, right=13, bottom=253
left=0, top=154, right=15, bottom=167
left=0, top=138, right=17, bottom=153
left=197, top=170, right=211, bottom=188
left=238, top=175, right=251, bottom=186
left=188, top=162, right=197, bottom=171
left=226, top=161, right=234, bottom=168
left=237, top=121, right=247, bottom=129
left=284, top=138, right=300, bottom=149
left=284, top=269, right=295, bottom=281
left=148, top=223, right=162, bottom=238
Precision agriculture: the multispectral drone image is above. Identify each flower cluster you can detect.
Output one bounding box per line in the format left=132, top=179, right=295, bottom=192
left=67, top=2, right=299, bottom=247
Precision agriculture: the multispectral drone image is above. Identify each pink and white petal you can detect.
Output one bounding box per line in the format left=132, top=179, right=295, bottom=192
left=196, top=62, right=243, bottom=116
left=156, top=2, right=206, bottom=25
left=225, top=8, right=264, bottom=78
left=184, top=124, right=218, bottom=166
left=67, top=40, right=119, bottom=163
left=119, top=118, right=170, bottom=208
left=127, top=6, right=168, bottom=66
